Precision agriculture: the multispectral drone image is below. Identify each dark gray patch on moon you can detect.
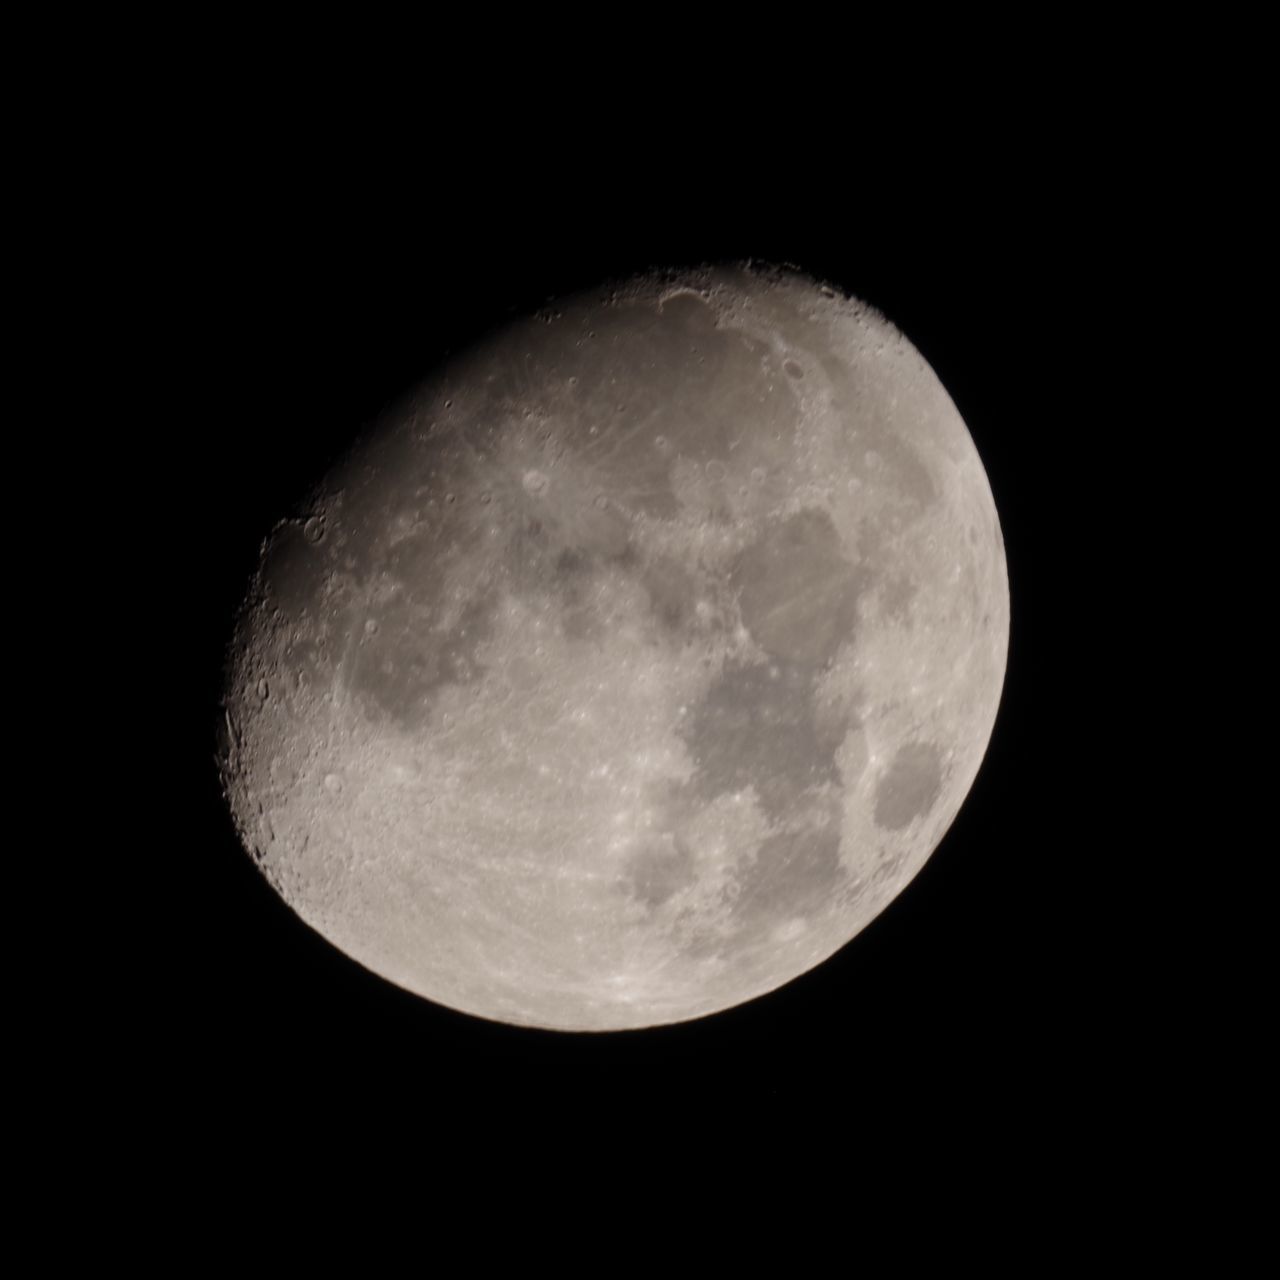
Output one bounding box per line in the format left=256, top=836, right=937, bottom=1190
left=623, top=834, right=696, bottom=909
left=517, top=288, right=803, bottom=518
left=730, top=817, right=845, bottom=931
left=506, top=514, right=553, bottom=584
left=880, top=573, right=917, bottom=624
left=679, top=658, right=847, bottom=820
left=553, top=548, right=602, bottom=642
left=553, top=547, right=593, bottom=589
left=261, top=522, right=329, bottom=621
left=873, top=741, right=944, bottom=830
left=731, top=508, right=868, bottom=667
left=872, top=848, right=906, bottom=885
left=641, top=554, right=700, bottom=635
left=346, top=588, right=497, bottom=730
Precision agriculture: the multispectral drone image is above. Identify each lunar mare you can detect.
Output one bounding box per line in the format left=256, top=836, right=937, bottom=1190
left=218, top=264, right=1009, bottom=1031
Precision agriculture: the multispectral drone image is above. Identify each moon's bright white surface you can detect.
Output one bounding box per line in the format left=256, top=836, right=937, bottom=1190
left=218, top=264, right=1009, bottom=1031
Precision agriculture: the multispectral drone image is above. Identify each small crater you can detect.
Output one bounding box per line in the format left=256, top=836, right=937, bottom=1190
left=256, top=677, right=269, bottom=701
left=303, top=516, right=326, bottom=544
left=523, top=470, right=550, bottom=496
left=323, top=773, right=343, bottom=794
left=783, top=359, right=804, bottom=379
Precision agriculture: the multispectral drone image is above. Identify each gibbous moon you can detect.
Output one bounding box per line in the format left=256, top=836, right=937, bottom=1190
left=218, top=264, right=1009, bottom=1031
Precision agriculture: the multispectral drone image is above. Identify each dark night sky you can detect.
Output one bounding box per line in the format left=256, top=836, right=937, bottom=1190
left=150, top=129, right=1146, bottom=1134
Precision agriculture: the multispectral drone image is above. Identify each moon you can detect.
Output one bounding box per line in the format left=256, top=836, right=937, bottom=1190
left=217, top=263, right=1009, bottom=1031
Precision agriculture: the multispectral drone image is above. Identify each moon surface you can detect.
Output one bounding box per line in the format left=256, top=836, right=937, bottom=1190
left=218, top=264, right=1009, bottom=1031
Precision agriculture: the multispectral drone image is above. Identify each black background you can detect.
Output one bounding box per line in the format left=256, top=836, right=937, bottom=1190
left=152, top=128, right=1140, bottom=1137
